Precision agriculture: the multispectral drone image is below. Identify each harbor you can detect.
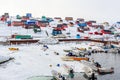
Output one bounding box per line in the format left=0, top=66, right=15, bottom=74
left=0, top=11, right=120, bottom=80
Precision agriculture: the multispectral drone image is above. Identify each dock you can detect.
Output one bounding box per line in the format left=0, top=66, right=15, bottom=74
left=58, top=38, right=119, bottom=45
left=8, top=39, right=39, bottom=44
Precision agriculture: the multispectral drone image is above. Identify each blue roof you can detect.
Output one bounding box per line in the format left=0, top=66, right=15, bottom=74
left=78, top=23, right=87, bottom=27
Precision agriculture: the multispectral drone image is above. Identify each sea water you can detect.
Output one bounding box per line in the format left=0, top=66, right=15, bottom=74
left=88, top=52, right=120, bottom=80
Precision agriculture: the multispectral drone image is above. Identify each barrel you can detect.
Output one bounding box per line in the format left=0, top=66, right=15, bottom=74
left=76, top=34, right=80, bottom=39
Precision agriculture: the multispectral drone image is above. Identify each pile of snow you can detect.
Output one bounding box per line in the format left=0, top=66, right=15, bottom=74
left=0, top=56, right=12, bottom=63
left=0, top=37, right=8, bottom=42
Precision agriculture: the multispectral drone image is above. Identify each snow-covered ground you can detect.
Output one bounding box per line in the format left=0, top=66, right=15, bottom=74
left=0, top=43, right=88, bottom=80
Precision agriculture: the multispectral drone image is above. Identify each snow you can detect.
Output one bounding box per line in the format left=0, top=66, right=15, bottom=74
left=0, top=43, right=86, bottom=80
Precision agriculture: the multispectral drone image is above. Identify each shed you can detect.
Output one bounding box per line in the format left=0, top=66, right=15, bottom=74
left=12, top=21, right=24, bottom=26
left=78, top=22, right=87, bottom=27
left=22, top=16, right=29, bottom=21
left=36, top=20, right=49, bottom=27
left=65, top=17, right=73, bottom=21
left=26, top=19, right=36, bottom=25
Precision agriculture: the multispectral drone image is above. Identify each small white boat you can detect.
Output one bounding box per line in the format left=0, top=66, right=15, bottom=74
left=51, top=70, right=60, bottom=80
left=98, top=67, right=114, bottom=74
left=81, top=61, right=98, bottom=71
left=83, top=66, right=97, bottom=80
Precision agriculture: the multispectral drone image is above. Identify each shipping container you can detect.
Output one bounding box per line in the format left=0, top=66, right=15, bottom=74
left=15, top=35, right=32, bottom=39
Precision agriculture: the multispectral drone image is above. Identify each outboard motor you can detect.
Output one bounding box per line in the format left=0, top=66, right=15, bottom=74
left=105, top=50, right=108, bottom=53
left=88, top=51, right=91, bottom=56
left=91, top=50, right=94, bottom=53
left=95, top=62, right=101, bottom=68
left=91, top=73, right=95, bottom=80
left=67, top=52, right=73, bottom=56
left=91, top=72, right=97, bottom=80
left=88, top=71, right=97, bottom=80
left=118, top=49, right=120, bottom=53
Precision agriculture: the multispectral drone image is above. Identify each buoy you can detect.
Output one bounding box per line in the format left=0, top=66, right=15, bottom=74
left=105, top=51, right=108, bottom=53
left=92, top=50, right=94, bottom=53
left=95, top=51, right=97, bottom=53
left=57, top=64, right=60, bottom=67
left=54, top=52, right=59, bottom=55
left=49, top=64, right=52, bottom=67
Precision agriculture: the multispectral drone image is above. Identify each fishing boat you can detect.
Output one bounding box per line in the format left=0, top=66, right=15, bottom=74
left=98, top=67, right=114, bottom=74
left=70, top=57, right=89, bottom=61
left=61, top=56, right=74, bottom=61
left=61, top=56, right=89, bottom=61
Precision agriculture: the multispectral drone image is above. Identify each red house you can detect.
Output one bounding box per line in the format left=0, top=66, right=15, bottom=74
left=12, top=21, right=24, bottom=26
